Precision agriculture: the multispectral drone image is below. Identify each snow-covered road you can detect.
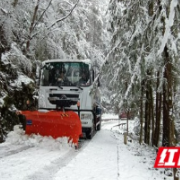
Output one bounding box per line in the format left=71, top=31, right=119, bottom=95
left=0, top=117, right=171, bottom=180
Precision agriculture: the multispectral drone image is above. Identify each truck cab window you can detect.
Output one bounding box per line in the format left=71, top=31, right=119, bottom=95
left=40, top=62, right=91, bottom=87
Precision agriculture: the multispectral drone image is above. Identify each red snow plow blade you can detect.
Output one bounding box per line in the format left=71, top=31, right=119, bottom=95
left=19, top=110, right=82, bottom=146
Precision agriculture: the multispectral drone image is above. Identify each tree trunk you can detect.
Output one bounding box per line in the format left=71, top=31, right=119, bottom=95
left=144, top=71, right=152, bottom=145
left=149, top=82, right=154, bottom=145
left=144, top=84, right=150, bottom=144
left=139, top=80, right=144, bottom=144
left=162, top=46, right=172, bottom=147
left=160, top=1, right=178, bottom=179
left=153, top=71, right=162, bottom=147
left=0, top=51, right=2, bottom=142
left=25, top=0, right=40, bottom=54
left=0, top=113, right=3, bottom=143
left=143, top=0, right=154, bottom=146
left=162, top=45, right=176, bottom=146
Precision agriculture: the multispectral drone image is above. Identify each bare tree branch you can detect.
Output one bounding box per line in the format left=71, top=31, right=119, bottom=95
left=26, top=0, right=40, bottom=53
left=27, top=0, right=80, bottom=47
left=33, top=0, right=53, bottom=31
left=0, top=7, right=8, bottom=15
left=47, top=0, right=79, bottom=30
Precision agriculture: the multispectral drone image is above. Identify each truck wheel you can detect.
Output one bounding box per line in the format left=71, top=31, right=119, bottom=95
left=86, top=123, right=96, bottom=139
left=96, top=117, right=101, bottom=131
left=97, top=123, right=101, bottom=131
left=86, top=132, right=92, bottom=139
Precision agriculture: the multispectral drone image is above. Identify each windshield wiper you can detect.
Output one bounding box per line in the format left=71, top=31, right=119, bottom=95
left=76, top=85, right=83, bottom=90
left=57, top=84, right=63, bottom=89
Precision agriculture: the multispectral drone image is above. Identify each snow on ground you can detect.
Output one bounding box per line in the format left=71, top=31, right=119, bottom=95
left=102, top=113, right=119, bottom=120
left=0, top=114, right=174, bottom=180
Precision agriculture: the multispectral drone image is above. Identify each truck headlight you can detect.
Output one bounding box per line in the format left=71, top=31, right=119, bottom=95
left=81, top=113, right=92, bottom=120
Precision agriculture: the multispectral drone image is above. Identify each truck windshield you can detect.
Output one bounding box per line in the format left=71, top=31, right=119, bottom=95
left=40, top=61, right=91, bottom=87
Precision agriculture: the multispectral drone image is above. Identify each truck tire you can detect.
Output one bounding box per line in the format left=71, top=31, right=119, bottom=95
left=96, top=117, right=101, bottom=131
left=86, top=132, right=92, bottom=139
left=97, top=123, right=101, bottom=131
left=86, top=123, right=96, bottom=139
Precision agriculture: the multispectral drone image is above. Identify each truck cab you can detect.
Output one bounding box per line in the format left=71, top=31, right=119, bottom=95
left=38, top=59, right=101, bottom=138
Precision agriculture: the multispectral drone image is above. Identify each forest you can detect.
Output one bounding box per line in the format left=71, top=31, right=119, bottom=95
left=0, top=0, right=180, bottom=161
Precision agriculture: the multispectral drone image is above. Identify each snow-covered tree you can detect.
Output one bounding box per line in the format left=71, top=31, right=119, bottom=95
left=103, top=0, right=180, bottom=152
left=0, top=0, right=107, bottom=139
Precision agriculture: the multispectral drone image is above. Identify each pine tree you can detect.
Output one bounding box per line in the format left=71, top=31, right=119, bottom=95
left=104, top=0, right=180, bottom=152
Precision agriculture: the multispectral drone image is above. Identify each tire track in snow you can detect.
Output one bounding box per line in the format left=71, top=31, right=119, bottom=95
left=117, top=143, right=120, bottom=180
left=25, top=139, right=90, bottom=180
left=109, top=126, right=122, bottom=180
left=0, top=144, right=33, bottom=159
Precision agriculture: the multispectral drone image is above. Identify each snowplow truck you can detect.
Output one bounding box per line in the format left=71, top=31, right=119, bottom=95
left=19, top=59, right=102, bottom=146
